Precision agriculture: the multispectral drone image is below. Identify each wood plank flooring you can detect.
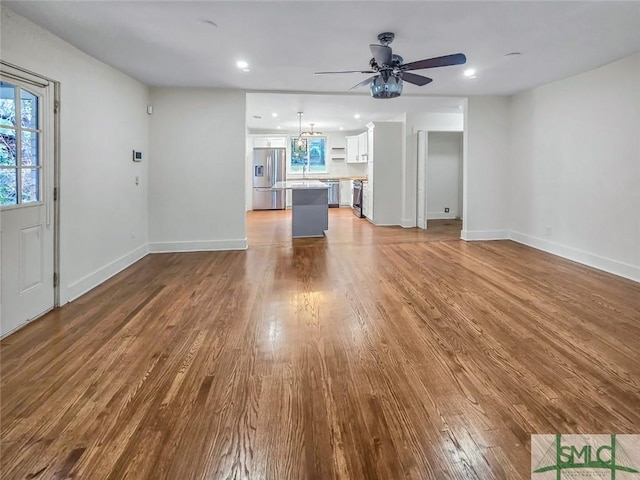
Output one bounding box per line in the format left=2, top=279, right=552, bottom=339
left=1, top=208, right=639, bottom=479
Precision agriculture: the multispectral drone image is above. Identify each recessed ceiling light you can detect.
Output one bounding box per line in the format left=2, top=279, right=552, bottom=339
left=339, top=126, right=344, bottom=130
left=505, top=52, right=522, bottom=57
left=241, top=68, right=251, bottom=73
left=276, top=126, right=282, bottom=129
left=236, top=60, right=249, bottom=69
left=463, top=69, right=476, bottom=77
left=354, top=114, right=361, bottom=119
left=202, top=20, right=218, bottom=28
left=272, top=113, right=278, bottom=117
left=252, top=115, right=262, bottom=119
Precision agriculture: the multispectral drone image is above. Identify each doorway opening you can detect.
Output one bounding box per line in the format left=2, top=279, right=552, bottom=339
left=415, top=129, right=464, bottom=238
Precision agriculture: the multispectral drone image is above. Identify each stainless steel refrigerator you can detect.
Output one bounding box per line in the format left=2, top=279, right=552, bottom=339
left=252, top=148, right=286, bottom=210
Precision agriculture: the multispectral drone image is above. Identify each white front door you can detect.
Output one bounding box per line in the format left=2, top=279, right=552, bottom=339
left=0, top=73, right=55, bottom=337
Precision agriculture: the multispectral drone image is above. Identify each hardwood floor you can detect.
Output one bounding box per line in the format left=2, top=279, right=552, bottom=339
left=2, top=208, right=639, bottom=479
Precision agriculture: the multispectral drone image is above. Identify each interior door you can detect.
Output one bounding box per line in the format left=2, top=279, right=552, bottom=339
left=0, top=73, right=55, bottom=337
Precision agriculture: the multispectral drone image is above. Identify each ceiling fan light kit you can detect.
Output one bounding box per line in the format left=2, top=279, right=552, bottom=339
left=315, top=32, right=467, bottom=99
left=371, top=74, right=403, bottom=99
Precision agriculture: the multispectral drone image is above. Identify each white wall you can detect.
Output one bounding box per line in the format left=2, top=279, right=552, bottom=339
left=427, top=132, right=463, bottom=219
left=508, top=54, right=640, bottom=281
left=463, top=97, right=510, bottom=240
left=1, top=7, right=150, bottom=303
left=148, top=88, right=247, bottom=251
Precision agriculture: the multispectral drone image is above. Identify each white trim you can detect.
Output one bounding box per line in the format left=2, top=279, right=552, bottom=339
left=509, top=231, right=640, bottom=283
left=401, top=218, right=416, bottom=228
left=369, top=221, right=401, bottom=227
left=427, top=213, right=458, bottom=220
left=63, top=244, right=149, bottom=303
left=461, top=230, right=510, bottom=241
left=148, top=238, right=248, bottom=253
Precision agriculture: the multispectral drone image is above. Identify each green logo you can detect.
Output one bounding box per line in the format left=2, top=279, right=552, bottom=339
left=532, top=434, right=640, bottom=480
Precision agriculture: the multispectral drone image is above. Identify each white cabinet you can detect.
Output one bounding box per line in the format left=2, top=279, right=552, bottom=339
left=346, top=135, right=359, bottom=163
left=364, top=122, right=403, bottom=225
left=362, top=182, right=370, bottom=218
left=339, top=180, right=352, bottom=207
left=253, top=136, right=287, bottom=148
left=358, top=131, right=368, bottom=161
left=346, top=132, right=368, bottom=163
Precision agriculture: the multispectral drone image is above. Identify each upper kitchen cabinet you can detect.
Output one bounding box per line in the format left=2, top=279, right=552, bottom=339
left=253, top=136, right=287, bottom=148
left=346, top=135, right=359, bottom=163
left=346, top=132, right=368, bottom=164
left=365, top=121, right=403, bottom=226
left=358, top=131, right=368, bottom=160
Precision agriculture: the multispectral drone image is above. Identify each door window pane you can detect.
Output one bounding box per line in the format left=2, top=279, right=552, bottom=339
left=21, top=131, right=39, bottom=166
left=1, top=128, right=17, bottom=166
left=0, top=168, right=18, bottom=205
left=20, top=89, right=38, bottom=129
left=0, top=82, right=16, bottom=127
left=0, top=82, right=42, bottom=209
left=21, top=168, right=40, bottom=203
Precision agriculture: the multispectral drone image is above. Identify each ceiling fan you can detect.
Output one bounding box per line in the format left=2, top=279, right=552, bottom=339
left=315, top=32, right=467, bottom=99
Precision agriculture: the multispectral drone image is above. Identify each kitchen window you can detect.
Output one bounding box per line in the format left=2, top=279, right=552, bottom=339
left=290, top=136, right=326, bottom=174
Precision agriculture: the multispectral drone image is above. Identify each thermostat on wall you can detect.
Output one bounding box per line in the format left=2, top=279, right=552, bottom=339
left=132, top=150, right=143, bottom=162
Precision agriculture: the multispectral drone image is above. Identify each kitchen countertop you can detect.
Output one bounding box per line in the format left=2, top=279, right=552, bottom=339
left=286, top=175, right=367, bottom=181
left=271, top=180, right=329, bottom=190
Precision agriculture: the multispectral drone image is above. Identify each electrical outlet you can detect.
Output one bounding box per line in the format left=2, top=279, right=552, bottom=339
left=545, top=225, right=552, bottom=236
left=444, top=207, right=450, bottom=213
left=131, top=232, right=136, bottom=239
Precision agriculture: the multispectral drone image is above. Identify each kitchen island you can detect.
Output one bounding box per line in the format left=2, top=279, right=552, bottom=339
left=271, top=181, right=329, bottom=238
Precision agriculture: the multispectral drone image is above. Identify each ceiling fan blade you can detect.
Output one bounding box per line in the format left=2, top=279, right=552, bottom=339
left=369, top=44, right=392, bottom=66
left=314, top=70, right=375, bottom=75
left=350, top=76, right=377, bottom=90
left=401, top=72, right=433, bottom=86
left=401, top=53, right=467, bottom=71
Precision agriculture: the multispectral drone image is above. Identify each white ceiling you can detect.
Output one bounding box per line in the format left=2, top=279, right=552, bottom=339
left=5, top=1, right=640, bottom=97
left=5, top=1, right=639, bottom=132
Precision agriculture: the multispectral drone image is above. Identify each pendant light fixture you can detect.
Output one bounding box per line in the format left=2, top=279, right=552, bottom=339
left=294, top=112, right=307, bottom=155
left=296, top=112, right=304, bottom=146
left=301, top=123, right=323, bottom=136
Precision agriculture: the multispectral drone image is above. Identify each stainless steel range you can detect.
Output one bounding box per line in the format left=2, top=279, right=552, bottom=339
left=352, top=180, right=364, bottom=217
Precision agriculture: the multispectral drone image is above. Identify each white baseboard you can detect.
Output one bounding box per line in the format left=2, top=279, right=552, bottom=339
left=509, top=231, right=640, bottom=283
left=148, top=238, right=248, bottom=253
left=427, top=213, right=458, bottom=220
left=461, top=230, right=510, bottom=241
left=370, top=220, right=400, bottom=227
left=401, top=218, right=416, bottom=228
left=63, top=244, right=149, bottom=303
